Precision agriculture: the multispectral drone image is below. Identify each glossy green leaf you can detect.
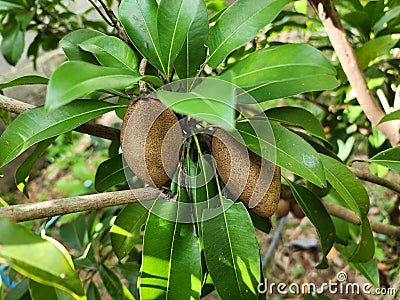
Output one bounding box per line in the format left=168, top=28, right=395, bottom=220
left=29, top=280, right=75, bottom=300
left=319, top=154, right=374, bottom=262
left=45, top=61, right=141, bottom=111
left=100, top=265, right=135, bottom=300
left=0, top=218, right=85, bottom=298
left=119, top=0, right=164, bottom=73
left=319, top=154, right=369, bottom=218
left=15, top=137, right=55, bottom=197
left=140, top=200, right=202, bottom=300
left=157, top=0, right=200, bottom=76
left=285, top=181, right=335, bottom=269
left=373, top=6, right=400, bottom=34
left=0, top=75, right=48, bottom=90
left=157, top=78, right=236, bottom=130
left=220, top=44, right=339, bottom=102
left=202, top=198, right=260, bottom=300
left=95, top=154, right=128, bottom=192
left=174, top=0, right=208, bottom=79
left=264, top=106, right=325, bottom=139
left=86, top=282, right=102, bottom=300
left=355, top=35, right=399, bottom=70
left=110, top=202, right=148, bottom=260
left=380, top=110, right=400, bottom=123
left=236, top=121, right=326, bottom=187
left=0, top=100, right=125, bottom=168
left=60, top=29, right=106, bottom=63
left=1, top=23, right=25, bottom=66
left=206, top=0, right=291, bottom=68
left=0, top=0, right=26, bottom=10
left=4, top=277, right=29, bottom=300
left=368, top=147, right=400, bottom=171
left=79, top=36, right=139, bottom=71
left=59, top=214, right=87, bottom=251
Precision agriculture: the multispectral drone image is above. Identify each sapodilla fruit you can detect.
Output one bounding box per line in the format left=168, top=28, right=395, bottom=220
left=212, top=129, right=281, bottom=218
left=120, top=98, right=182, bottom=187
left=276, top=199, right=290, bottom=218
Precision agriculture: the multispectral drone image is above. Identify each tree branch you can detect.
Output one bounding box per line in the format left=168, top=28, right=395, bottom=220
left=350, top=167, right=400, bottom=194
left=281, top=185, right=400, bottom=238
left=0, top=188, right=162, bottom=222
left=308, top=0, right=400, bottom=146
left=0, top=95, right=121, bottom=141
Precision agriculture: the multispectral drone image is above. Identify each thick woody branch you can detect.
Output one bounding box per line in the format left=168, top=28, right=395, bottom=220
left=0, top=188, right=162, bottom=222
left=0, top=95, right=121, bottom=141
left=308, top=0, right=400, bottom=146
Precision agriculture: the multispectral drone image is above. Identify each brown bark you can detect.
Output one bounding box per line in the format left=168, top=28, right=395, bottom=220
left=308, top=0, right=400, bottom=146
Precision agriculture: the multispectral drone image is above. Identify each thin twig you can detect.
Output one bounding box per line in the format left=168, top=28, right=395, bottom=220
left=0, top=188, right=162, bottom=222
left=139, top=58, right=148, bottom=94
left=281, top=185, right=400, bottom=238
left=262, top=216, right=287, bottom=271
left=0, top=95, right=121, bottom=141
left=87, top=0, right=114, bottom=26
left=350, top=167, right=400, bottom=194
left=308, top=0, right=400, bottom=146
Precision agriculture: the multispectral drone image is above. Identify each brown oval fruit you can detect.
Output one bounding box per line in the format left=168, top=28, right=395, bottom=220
left=121, top=98, right=182, bottom=187
left=291, top=203, right=305, bottom=219
left=212, top=129, right=281, bottom=218
left=276, top=199, right=290, bottom=218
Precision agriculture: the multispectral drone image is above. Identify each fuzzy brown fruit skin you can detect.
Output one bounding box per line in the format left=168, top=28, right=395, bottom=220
left=121, top=99, right=182, bottom=187
left=276, top=199, right=290, bottom=218
left=212, top=129, right=281, bottom=218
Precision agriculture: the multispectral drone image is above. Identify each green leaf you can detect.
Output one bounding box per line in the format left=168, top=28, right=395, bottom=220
left=355, top=35, right=400, bottom=70
left=368, top=147, right=400, bottom=171
left=79, top=36, right=139, bottom=71
left=206, top=0, right=291, bottom=68
left=86, top=282, right=101, bottom=300
left=157, top=0, right=200, bottom=76
left=0, top=218, right=85, bottom=298
left=0, top=75, right=48, bottom=90
left=59, top=214, right=87, bottom=251
left=1, top=23, right=25, bottom=66
left=380, top=110, right=400, bottom=123
left=236, top=121, right=326, bottom=187
left=139, top=200, right=202, bottom=300
left=373, top=6, right=400, bottom=34
left=202, top=198, right=260, bottom=300
left=335, top=243, right=379, bottom=287
left=60, top=29, right=106, bottom=63
left=157, top=78, right=236, bottom=130
left=95, top=154, right=128, bottom=192
left=0, top=108, right=10, bottom=126
left=119, top=0, right=165, bottom=73
left=4, top=277, right=29, bottom=300
left=220, top=44, right=339, bottom=102
left=29, top=280, right=75, bottom=300
left=174, top=0, right=208, bottom=79
left=0, top=0, right=26, bottom=10
left=110, top=202, right=148, bottom=260
left=0, top=100, right=125, bottom=168
left=264, top=107, right=325, bottom=139
left=319, top=154, right=374, bottom=262
left=15, top=137, right=55, bottom=197
left=319, top=154, right=369, bottom=218
left=285, top=181, right=335, bottom=269
left=100, top=265, right=135, bottom=300
left=45, top=61, right=141, bottom=111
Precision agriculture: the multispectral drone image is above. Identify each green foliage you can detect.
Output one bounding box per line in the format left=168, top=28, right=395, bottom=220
left=1, top=0, right=399, bottom=299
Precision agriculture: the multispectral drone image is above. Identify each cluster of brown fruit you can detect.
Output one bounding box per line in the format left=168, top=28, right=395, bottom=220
left=275, top=198, right=305, bottom=219
left=120, top=98, right=282, bottom=218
